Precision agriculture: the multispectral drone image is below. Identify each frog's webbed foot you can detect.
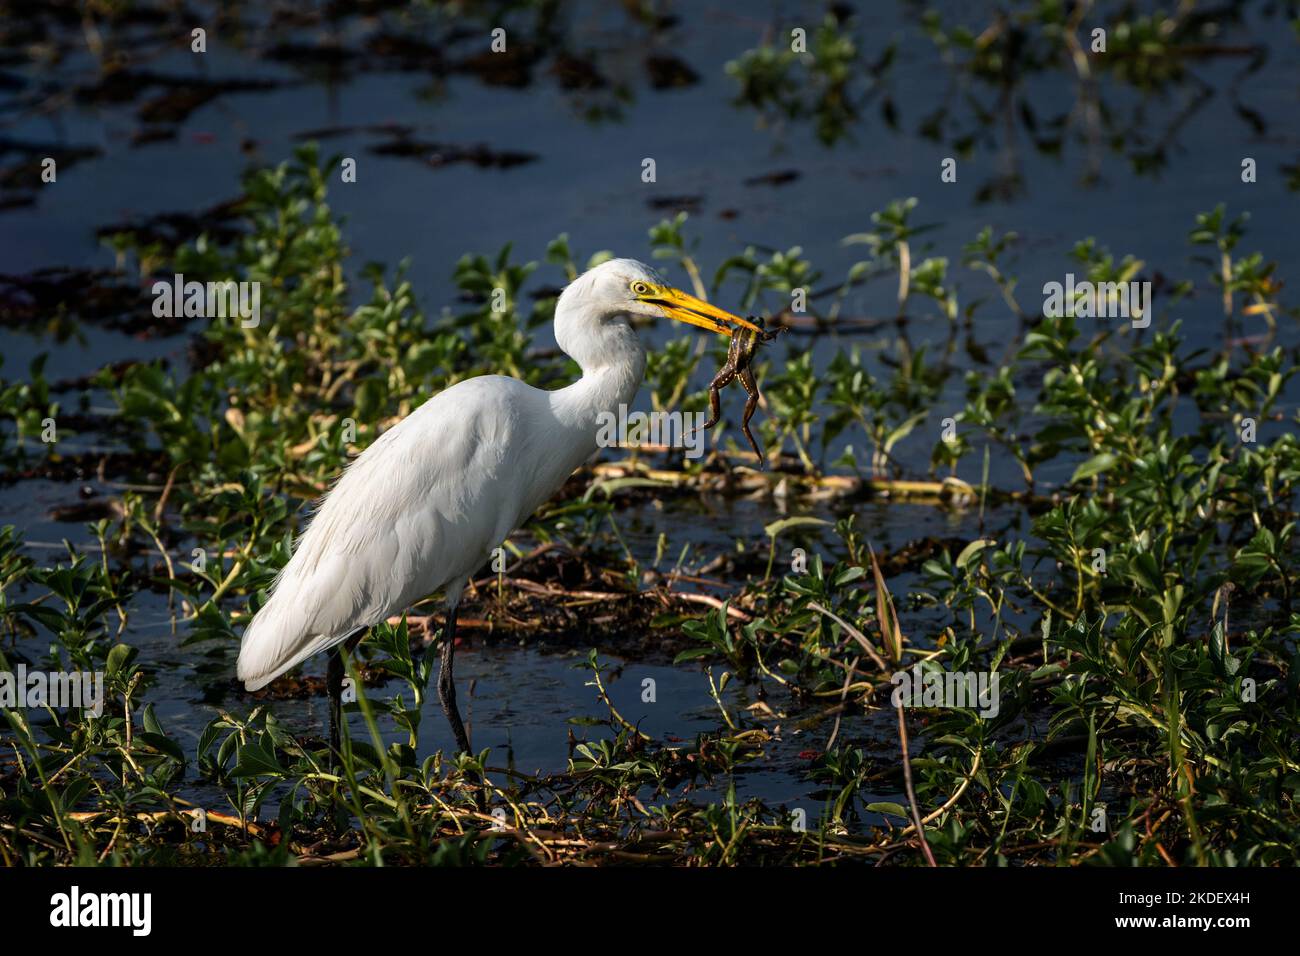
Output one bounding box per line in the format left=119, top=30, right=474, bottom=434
left=753, top=318, right=787, bottom=343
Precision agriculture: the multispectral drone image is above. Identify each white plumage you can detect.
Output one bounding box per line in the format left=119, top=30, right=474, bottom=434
left=236, top=257, right=756, bottom=712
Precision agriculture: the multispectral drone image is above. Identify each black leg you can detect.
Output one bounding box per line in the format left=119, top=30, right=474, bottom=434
left=327, top=629, right=365, bottom=759
left=327, top=646, right=344, bottom=757
left=436, top=604, right=472, bottom=755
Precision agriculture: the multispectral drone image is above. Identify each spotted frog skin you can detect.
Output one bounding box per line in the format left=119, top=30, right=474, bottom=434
left=700, top=317, right=785, bottom=467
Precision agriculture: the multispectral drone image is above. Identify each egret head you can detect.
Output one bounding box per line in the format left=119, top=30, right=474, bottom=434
left=555, top=258, right=761, bottom=371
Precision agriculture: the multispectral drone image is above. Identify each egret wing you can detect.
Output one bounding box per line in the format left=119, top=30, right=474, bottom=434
left=236, top=376, right=526, bottom=690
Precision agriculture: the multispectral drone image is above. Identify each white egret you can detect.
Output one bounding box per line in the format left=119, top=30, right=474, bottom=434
left=236, top=258, right=762, bottom=758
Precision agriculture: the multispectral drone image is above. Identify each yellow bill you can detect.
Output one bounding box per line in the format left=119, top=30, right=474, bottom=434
left=638, top=285, right=764, bottom=337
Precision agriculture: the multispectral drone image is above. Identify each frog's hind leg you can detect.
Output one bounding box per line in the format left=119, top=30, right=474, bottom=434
left=698, top=367, right=735, bottom=432
left=738, top=367, right=764, bottom=466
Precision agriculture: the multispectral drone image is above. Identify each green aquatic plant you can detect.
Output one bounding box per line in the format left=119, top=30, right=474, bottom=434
left=1, top=138, right=1297, bottom=868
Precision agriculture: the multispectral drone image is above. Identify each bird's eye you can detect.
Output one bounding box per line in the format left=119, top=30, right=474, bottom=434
left=630, top=280, right=651, bottom=296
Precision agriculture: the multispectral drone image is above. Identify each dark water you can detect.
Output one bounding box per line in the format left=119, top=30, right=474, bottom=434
left=2, top=1, right=1297, bottom=812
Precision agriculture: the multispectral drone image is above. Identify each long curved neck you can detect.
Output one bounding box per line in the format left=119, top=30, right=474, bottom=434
left=552, top=333, right=646, bottom=432
left=550, top=289, right=648, bottom=432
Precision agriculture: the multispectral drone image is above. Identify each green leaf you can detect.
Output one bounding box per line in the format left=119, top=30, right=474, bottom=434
left=136, top=731, right=186, bottom=763
left=105, top=644, right=136, bottom=680
left=764, top=516, right=831, bottom=538
left=230, top=737, right=285, bottom=778
left=956, top=538, right=995, bottom=570
left=1070, top=453, right=1117, bottom=483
